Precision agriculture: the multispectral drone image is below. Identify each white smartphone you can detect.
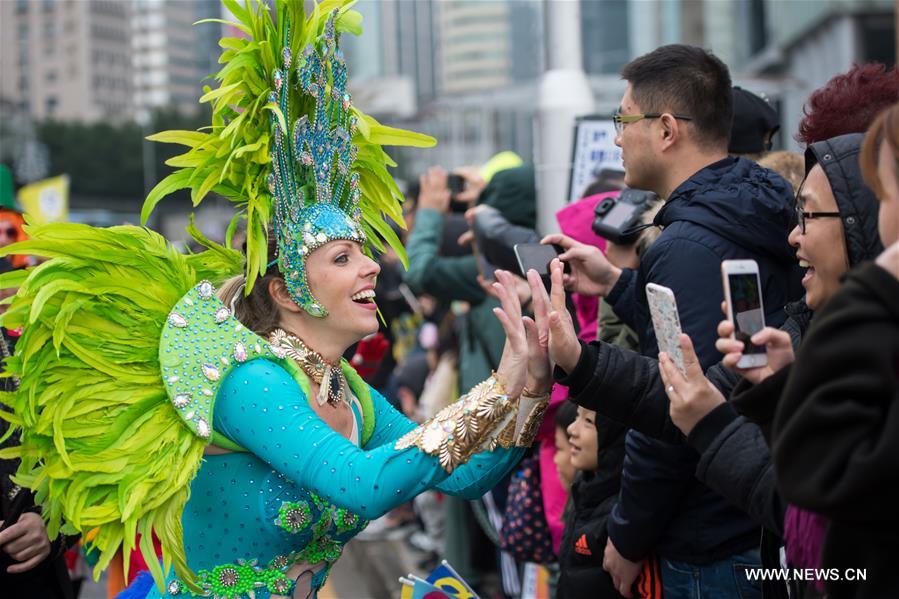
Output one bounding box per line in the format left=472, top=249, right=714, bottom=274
left=645, top=283, right=687, bottom=376
left=721, top=259, right=768, bottom=369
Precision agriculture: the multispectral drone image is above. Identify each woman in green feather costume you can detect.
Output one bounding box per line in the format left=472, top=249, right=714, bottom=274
left=0, top=2, right=554, bottom=598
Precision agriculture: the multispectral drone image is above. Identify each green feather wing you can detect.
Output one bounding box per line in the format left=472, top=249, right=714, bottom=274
left=0, top=222, right=243, bottom=592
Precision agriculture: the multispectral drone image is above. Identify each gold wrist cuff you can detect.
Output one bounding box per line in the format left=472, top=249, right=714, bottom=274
left=514, top=395, right=549, bottom=448
left=394, top=375, right=513, bottom=472
left=521, top=386, right=550, bottom=400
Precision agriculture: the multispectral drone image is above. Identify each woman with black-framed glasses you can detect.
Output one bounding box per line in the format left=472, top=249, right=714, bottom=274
left=787, top=143, right=882, bottom=311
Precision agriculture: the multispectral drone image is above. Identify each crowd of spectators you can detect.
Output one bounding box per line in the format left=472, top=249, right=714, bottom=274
left=1, top=47, right=898, bottom=599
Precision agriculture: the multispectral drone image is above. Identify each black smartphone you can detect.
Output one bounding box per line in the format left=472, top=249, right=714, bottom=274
left=447, top=173, right=466, bottom=195
left=447, top=173, right=469, bottom=212
left=513, top=243, right=568, bottom=279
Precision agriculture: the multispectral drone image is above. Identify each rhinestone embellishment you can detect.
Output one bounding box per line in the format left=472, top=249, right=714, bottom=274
left=172, top=393, right=191, bottom=408
left=197, top=281, right=214, bottom=299
left=275, top=501, right=312, bottom=533
left=201, top=364, right=220, bottom=381
left=196, top=418, right=210, bottom=439
left=219, top=566, right=238, bottom=587
left=233, top=342, right=248, bottom=362
left=167, top=580, right=183, bottom=595
left=214, top=307, right=231, bottom=324
left=272, top=578, right=291, bottom=594
left=167, top=313, right=188, bottom=328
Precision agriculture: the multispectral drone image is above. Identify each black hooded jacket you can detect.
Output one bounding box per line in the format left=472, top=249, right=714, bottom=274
left=557, top=418, right=628, bottom=599
left=567, top=156, right=800, bottom=565
left=731, top=133, right=884, bottom=431
left=562, top=136, right=882, bottom=596
left=733, top=134, right=888, bottom=599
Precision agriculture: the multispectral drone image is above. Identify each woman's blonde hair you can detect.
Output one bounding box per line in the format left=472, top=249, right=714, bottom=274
left=216, top=231, right=284, bottom=337
left=758, top=151, right=805, bottom=194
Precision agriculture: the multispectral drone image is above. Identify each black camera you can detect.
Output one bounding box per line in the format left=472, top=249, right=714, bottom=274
left=591, top=188, right=659, bottom=245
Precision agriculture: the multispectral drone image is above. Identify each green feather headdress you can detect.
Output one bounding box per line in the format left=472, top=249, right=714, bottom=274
left=141, top=0, right=435, bottom=314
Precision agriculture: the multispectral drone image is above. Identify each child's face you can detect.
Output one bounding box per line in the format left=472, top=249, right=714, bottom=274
left=567, top=407, right=599, bottom=471
left=553, top=426, right=576, bottom=490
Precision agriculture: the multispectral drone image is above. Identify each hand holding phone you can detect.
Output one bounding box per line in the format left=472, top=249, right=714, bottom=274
left=513, top=243, right=570, bottom=290
left=721, top=260, right=767, bottom=369
left=645, top=283, right=687, bottom=376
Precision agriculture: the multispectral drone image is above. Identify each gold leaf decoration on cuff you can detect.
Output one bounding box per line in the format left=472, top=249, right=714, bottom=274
left=394, top=376, right=512, bottom=472
left=514, top=395, right=549, bottom=448
left=496, top=417, right=517, bottom=450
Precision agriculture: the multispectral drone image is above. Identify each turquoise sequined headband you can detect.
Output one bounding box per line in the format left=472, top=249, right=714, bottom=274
left=266, top=11, right=365, bottom=317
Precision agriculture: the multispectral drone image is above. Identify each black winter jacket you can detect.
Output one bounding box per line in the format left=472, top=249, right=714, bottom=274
left=582, top=156, right=798, bottom=564
left=1, top=330, right=76, bottom=599
left=556, top=418, right=628, bottom=599
left=771, top=261, right=899, bottom=599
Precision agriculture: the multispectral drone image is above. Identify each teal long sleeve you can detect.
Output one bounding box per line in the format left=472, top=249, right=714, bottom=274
left=213, top=359, right=521, bottom=519
left=364, top=380, right=525, bottom=499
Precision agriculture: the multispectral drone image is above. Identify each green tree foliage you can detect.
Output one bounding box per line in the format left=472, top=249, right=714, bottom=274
left=35, top=108, right=209, bottom=201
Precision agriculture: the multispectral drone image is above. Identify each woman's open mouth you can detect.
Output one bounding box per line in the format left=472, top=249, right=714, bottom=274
left=351, top=289, right=377, bottom=309
left=798, top=258, right=815, bottom=285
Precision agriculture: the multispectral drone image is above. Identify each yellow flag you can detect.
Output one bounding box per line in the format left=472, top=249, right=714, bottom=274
left=18, top=175, right=69, bottom=224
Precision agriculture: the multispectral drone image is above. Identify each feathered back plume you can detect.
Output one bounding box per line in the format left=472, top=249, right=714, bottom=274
left=0, top=222, right=243, bottom=591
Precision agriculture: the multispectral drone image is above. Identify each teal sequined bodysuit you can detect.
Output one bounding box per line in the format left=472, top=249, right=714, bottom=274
left=150, top=359, right=523, bottom=598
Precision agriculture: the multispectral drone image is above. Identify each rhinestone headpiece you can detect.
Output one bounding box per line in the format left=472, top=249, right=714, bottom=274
left=266, top=11, right=365, bottom=317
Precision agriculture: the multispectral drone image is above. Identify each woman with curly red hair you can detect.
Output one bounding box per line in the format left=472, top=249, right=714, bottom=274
left=797, top=63, right=899, bottom=146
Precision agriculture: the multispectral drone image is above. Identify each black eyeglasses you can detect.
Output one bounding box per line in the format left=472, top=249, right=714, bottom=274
left=794, top=204, right=840, bottom=234
left=613, top=112, right=694, bottom=136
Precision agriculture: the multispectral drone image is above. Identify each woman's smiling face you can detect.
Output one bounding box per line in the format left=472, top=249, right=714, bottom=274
left=305, top=239, right=381, bottom=340
left=788, top=165, right=849, bottom=310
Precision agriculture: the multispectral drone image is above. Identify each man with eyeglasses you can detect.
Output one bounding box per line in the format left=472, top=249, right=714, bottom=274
left=543, top=44, right=800, bottom=598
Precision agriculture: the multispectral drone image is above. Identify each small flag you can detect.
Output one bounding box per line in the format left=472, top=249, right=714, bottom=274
left=426, top=561, right=477, bottom=599
left=17, top=174, right=69, bottom=224
left=400, top=577, right=415, bottom=599
left=409, top=575, right=456, bottom=599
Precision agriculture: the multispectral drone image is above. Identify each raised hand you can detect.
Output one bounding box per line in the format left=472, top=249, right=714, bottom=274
left=541, top=233, right=621, bottom=297
left=491, top=270, right=531, bottom=398
left=417, top=166, right=451, bottom=213
left=527, top=259, right=581, bottom=374
left=659, top=333, right=726, bottom=436
left=502, top=270, right=551, bottom=395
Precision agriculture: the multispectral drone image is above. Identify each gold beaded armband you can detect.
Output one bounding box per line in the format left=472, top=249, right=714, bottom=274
left=394, top=374, right=514, bottom=472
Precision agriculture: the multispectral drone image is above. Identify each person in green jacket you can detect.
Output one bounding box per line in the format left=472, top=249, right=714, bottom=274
left=404, top=163, right=536, bottom=593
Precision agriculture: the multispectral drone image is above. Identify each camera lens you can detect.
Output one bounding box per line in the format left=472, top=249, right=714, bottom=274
left=596, top=198, right=615, bottom=215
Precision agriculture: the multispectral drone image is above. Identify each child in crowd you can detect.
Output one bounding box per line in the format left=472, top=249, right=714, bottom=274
left=552, top=401, right=578, bottom=493
left=556, top=403, right=647, bottom=599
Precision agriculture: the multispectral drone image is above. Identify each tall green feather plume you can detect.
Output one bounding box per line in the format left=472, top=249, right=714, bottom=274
left=142, top=0, right=435, bottom=292
left=0, top=222, right=243, bottom=592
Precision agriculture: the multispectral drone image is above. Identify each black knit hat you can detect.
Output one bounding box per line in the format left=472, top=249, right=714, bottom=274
left=729, top=86, right=780, bottom=154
